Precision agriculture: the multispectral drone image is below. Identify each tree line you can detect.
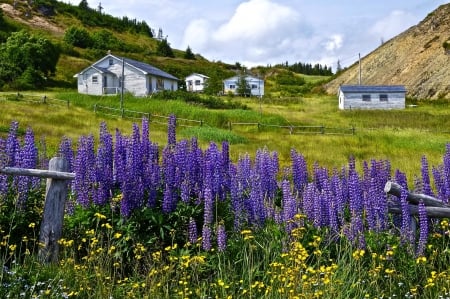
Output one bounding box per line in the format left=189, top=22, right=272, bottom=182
left=275, top=61, right=333, bottom=76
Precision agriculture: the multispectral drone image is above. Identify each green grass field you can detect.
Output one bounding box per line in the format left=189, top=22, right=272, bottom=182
left=1, top=91, right=449, bottom=181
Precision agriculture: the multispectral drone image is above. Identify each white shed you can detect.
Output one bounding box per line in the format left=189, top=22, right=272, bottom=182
left=74, top=54, right=178, bottom=96
left=338, top=85, right=406, bottom=110
left=223, top=75, right=264, bottom=97
left=185, top=73, right=209, bottom=92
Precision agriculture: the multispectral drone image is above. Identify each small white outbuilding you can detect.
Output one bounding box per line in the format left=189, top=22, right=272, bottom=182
left=185, top=73, right=209, bottom=92
left=338, top=85, right=406, bottom=110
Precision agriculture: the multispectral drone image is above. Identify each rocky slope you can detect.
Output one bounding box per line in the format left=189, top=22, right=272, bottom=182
left=325, top=3, right=450, bottom=100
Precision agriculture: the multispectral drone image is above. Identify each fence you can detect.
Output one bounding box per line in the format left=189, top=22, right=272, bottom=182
left=0, top=157, right=74, bottom=264
left=228, top=122, right=355, bottom=135
left=0, top=93, right=70, bottom=108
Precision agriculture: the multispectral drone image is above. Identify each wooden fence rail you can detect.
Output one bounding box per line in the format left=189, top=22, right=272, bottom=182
left=384, top=181, right=450, bottom=218
left=0, top=157, right=74, bottom=264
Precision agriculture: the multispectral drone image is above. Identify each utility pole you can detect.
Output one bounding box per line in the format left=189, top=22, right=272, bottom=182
left=120, top=58, right=124, bottom=117
left=358, top=53, right=362, bottom=85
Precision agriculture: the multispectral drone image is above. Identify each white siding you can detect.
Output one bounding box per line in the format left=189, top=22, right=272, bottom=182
left=77, top=68, right=103, bottom=95
left=223, top=76, right=264, bottom=96
left=339, top=90, right=405, bottom=110
left=186, top=74, right=208, bottom=92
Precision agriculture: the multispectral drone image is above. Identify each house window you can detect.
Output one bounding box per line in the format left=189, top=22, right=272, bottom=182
left=229, top=84, right=235, bottom=89
left=156, top=78, right=164, bottom=90
left=92, top=76, right=98, bottom=84
left=195, top=80, right=201, bottom=86
left=251, top=84, right=258, bottom=89
left=362, top=94, right=371, bottom=102
left=379, top=94, right=388, bottom=101
left=109, top=59, right=114, bottom=65
left=187, top=80, right=193, bottom=86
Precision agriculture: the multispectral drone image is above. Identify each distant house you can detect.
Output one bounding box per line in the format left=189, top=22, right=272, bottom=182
left=185, top=73, right=209, bottom=92
left=74, top=53, right=178, bottom=96
left=338, top=85, right=406, bottom=110
left=223, top=75, right=264, bottom=97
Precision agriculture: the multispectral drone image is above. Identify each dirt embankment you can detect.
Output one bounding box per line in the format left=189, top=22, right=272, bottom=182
left=1, top=2, right=64, bottom=35
left=325, top=3, right=450, bottom=100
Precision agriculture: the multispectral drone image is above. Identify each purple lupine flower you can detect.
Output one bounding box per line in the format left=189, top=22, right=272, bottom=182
left=322, top=177, right=338, bottom=232
left=167, top=114, right=177, bottom=147
left=114, top=129, right=127, bottom=187
left=364, top=178, right=377, bottom=231
left=255, top=148, right=278, bottom=200
left=188, top=137, right=203, bottom=200
left=94, top=122, right=114, bottom=205
left=248, top=170, right=265, bottom=226
left=400, top=187, right=414, bottom=247
left=281, top=179, right=296, bottom=232
left=204, top=142, right=224, bottom=200
left=188, top=217, right=198, bottom=245
left=394, top=169, right=408, bottom=190
left=229, top=164, right=246, bottom=230
left=16, top=127, right=40, bottom=207
left=119, top=123, right=146, bottom=216
left=442, top=144, right=450, bottom=203
left=201, top=224, right=212, bottom=251
left=203, top=187, right=214, bottom=225
left=5, top=121, right=20, bottom=167
left=217, top=223, right=227, bottom=252
left=73, top=135, right=96, bottom=207
left=221, top=141, right=231, bottom=197
left=421, top=155, right=433, bottom=197
left=58, top=137, right=74, bottom=173
left=302, top=182, right=318, bottom=223
left=347, top=170, right=365, bottom=246
left=0, top=138, right=7, bottom=194
left=331, top=169, right=346, bottom=228
left=161, top=146, right=176, bottom=213
left=432, top=166, right=446, bottom=203
left=291, top=148, right=308, bottom=196
left=416, top=200, right=428, bottom=256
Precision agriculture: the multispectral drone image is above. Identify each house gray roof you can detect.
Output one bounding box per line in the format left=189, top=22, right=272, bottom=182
left=339, top=85, right=406, bottom=93
left=121, top=57, right=178, bottom=80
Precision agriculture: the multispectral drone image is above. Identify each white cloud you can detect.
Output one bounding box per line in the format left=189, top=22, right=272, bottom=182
left=370, top=10, right=417, bottom=41
left=324, top=34, right=344, bottom=51
left=182, top=19, right=211, bottom=51
left=214, top=0, right=300, bottom=43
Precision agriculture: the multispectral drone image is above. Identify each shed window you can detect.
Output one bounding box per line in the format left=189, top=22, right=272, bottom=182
left=379, top=94, right=388, bottom=101
left=195, top=80, right=201, bottom=86
left=362, top=94, right=371, bottom=102
left=109, top=59, right=114, bottom=65
left=251, top=84, right=258, bottom=89
left=92, top=76, right=98, bottom=84
left=229, top=84, right=235, bottom=89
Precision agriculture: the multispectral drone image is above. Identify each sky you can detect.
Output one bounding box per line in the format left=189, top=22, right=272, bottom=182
left=78, top=0, right=448, bottom=71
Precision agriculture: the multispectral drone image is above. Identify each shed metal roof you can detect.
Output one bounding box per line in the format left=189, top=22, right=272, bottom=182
left=339, top=85, right=406, bottom=93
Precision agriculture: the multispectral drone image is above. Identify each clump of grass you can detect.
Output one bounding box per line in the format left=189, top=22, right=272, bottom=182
left=180, top=126, right=248, bottom=144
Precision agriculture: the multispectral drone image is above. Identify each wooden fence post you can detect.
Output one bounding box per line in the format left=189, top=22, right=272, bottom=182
left=38, top=157, right=70, bottom=264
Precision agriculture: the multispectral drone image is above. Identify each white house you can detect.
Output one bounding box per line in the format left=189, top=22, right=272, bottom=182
left=185, top=73, right=209, bottom=92
left=338, top=85, right=406, bottom=110
left=74, top=53, right=178, bottom=96
left=223, top=75, right=264, bottom=97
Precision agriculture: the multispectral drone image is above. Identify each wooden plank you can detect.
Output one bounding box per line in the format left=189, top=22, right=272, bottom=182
left=384, top=181, right=448, bottom=208
left=38, top=157, right=71, bottom=263
left=0, top=167, right=75, bottom=180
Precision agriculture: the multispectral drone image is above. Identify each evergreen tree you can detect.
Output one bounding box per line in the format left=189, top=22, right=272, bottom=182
left=156, top=38, right=174, bottom=58
left=184, top=46, right=195, bottom=60
left=78, top=0, right=89, bottom=10
left=203, top=74, right=222, bottom=95
left=236, top=73, right=251, bottom=97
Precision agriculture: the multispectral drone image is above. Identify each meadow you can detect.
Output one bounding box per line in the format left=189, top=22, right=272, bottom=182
left=1, top=91, right=450, bottom=298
